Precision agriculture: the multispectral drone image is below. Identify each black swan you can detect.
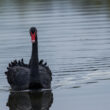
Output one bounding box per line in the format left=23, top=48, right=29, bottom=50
left=5, top=27, right=52, bottom=90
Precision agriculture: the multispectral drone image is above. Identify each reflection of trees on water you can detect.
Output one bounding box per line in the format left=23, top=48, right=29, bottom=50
left=80, top=0, right=102, bottom=6
left=1, top=0, right=110, bottom=20
left=7, top=90, right=53, bottom=110
left=0, top=0, right=110, bottom=6
left=0, top=0, right=52, bottom=5
left=1, top=0, right=110, bottom=11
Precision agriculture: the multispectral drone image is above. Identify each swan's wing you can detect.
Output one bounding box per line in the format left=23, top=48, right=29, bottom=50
left=7, top=59, right=29, bottom=68
left=39, top=59, right=52, bottom=76
left=5, top=59, right=30, bottom=90
left=39, top=61, right=52, bottom=89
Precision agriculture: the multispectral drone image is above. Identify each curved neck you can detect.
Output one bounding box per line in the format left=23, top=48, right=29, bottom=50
left=31, top=38, right=39, bottom=64
left=30, top=35, right=39, bottom=80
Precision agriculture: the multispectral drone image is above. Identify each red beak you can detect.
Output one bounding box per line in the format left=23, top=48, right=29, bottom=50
left=31, top=32, right=36, bottom=43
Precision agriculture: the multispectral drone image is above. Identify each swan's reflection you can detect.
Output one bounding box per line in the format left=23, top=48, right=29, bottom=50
left=7, top=90, right=53, bottom=110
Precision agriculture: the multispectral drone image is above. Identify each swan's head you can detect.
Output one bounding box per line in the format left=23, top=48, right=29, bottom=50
left=30, top=27, right=37, bottom=43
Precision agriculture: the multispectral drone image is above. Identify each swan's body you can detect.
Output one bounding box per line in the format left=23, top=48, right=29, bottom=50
left=5, top=27, right=52, bottom=90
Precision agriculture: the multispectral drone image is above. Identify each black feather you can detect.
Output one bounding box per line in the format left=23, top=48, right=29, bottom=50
left=44, top=62, right=47, bottom=66
left=39, top=59, right=43, bottom=65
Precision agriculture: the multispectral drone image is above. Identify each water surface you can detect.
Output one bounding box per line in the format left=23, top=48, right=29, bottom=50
left=0, top=0, right=110, bottom=110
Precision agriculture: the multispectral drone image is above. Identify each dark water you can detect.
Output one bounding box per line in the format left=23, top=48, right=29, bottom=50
left=1, top=0, right=110, bottom=110
left=7, top=90, right=53, bottom=110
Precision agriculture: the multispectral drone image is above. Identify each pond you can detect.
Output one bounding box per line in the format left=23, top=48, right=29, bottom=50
left=0, top=0, right=110, bottom=110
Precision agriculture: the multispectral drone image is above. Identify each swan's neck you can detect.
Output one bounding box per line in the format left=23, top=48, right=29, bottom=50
left=31, top=38, right=39, bottom=65
left=30, top=36, right=39, bottom=82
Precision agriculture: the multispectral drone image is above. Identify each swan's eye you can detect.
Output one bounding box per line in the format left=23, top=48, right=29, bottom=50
left=31, top=30, right=35, bottom=34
